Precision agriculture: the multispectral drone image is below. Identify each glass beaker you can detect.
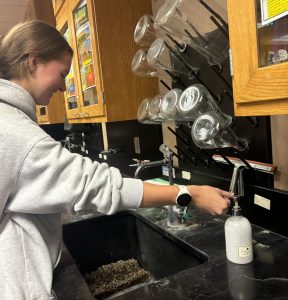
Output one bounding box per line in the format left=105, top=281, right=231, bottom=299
left=154, top=0, right=228, bottom=65
left=191, top=112, right=248, bottom=151
left=147, top=38, right=196, bottom=78
left=177, top=84, right=232, bottom=126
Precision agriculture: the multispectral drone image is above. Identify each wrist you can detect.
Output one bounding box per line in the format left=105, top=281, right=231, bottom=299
left=186, top=185, right=200, bottom=204
left=176, top=185, right=192, bottom=207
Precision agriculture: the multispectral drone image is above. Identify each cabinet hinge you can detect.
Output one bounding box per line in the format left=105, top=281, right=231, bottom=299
left=101, top=91, right=105, bottom=104
left=229, top=48, right=234, bottom=77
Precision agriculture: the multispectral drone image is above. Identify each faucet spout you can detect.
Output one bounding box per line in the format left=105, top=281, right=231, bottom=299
left=229, top=165, right=245, bottom=214
left=134, top=159, right=167, bottom=179
left=131, top=144, right=188, bottom=227
left=229, top=165, right=245, bottom=195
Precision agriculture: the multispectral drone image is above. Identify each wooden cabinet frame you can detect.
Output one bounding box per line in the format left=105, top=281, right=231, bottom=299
left=56, top=2, right=81, bottom=120
left=56, top=0, right=105, bottom=120
left=227, top=0, right=288, bottom=116
left=68, top=0, right=105, bottom=119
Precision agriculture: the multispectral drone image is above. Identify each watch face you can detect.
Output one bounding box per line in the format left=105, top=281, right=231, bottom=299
left=177, top=193, right=192, bottom=207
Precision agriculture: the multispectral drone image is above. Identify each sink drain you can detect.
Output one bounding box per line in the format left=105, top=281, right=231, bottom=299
left=84, top=258, right=151, bottom=298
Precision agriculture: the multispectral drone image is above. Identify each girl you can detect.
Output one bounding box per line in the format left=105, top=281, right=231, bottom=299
left=0, top=20, right=232, bottom=299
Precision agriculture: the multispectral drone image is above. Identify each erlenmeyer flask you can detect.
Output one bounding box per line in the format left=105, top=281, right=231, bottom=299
left=177, top=84, right=232, bottom=126
left=191, top=112, right=248, bottom=151
left=160, top=88, right=183, bottom=120
left=154, top=0, right=228, bottom=65
left=137, top=96, right=164, bottom=124
left=131, top=49, right=159, bottom=77
left=134, top=14, right=157, bottom=47
left=148, top=94, right=165, bottom=121
left=147, top=38, right=196, bottom=78
left=134, top=13, right=186, bottom=51
left=137, top=98, right=150, bottom=123
left=137, top=98, right=159, bottom=124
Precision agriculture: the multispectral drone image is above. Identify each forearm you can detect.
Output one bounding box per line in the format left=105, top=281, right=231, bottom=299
left=140, top=182, right=200, bottom=207
left=140, top=182, right=233, bottom=215
left=140, top=182, right=179, bottom=207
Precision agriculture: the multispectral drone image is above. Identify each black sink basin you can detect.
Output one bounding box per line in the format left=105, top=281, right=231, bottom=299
left=62, top=210, right=208, bottom=296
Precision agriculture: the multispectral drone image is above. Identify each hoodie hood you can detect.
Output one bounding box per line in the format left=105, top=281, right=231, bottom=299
left=0, top=78, right=37, bottom=122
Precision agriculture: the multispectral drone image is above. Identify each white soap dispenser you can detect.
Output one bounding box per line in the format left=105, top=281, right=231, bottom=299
left=225, top=196, right=253, bottom=264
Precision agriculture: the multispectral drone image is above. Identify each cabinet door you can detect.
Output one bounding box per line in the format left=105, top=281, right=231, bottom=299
left=68, top=0, right=105, bottom=119
left=56, top=3, right=82, bottom=120
left=227, top=0, right=288, bottom=116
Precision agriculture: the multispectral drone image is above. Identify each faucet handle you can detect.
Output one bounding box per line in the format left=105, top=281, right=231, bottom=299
left=159, top=144, right=174, bottom=161
left=129, top=158, right=150, bottom=167
left=159, top=144, right=172, bottom=155
left=181, top=207, right=189, bottom=223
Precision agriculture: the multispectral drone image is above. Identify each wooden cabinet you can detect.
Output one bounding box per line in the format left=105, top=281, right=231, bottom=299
left=24, top=0, right=66, bottom=124
left=227, top=0, right=288, bottom=116
left=56, top=0, right=158, bottom=123
left=57, top=0, right=105, bottom=121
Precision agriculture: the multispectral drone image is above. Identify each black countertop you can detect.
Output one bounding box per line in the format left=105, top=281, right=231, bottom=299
left=54, top=208, right=288, bottom=299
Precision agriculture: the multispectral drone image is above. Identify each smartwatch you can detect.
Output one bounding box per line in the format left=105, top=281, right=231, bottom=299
left=176, top=185, right=192, bottom=207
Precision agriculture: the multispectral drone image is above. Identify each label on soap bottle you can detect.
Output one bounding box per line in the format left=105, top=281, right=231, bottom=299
left=238, top=245, right=252, bottom=258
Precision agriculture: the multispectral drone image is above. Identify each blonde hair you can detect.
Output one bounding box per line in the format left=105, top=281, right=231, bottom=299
left=0, top=20, right=73, bottom=80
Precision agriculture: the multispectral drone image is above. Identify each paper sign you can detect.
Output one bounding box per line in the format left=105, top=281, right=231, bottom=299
left=261, top=0, right=288, bottom=25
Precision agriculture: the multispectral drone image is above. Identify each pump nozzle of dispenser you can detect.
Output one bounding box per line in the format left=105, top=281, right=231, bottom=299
left=232, top=196, right=241, bottom=216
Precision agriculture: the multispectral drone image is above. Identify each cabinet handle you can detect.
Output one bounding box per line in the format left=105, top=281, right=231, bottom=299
left=75, top=113, right=80, bottom=118
left=84, top=112, right=89, bottom=118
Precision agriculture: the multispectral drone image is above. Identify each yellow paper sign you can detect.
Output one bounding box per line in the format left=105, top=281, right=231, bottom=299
left=261, top=0, right=288, bottom=25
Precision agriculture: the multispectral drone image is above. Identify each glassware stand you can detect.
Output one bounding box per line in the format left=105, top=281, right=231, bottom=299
left=133, top=0, right=273, bottom=188
left=169, top=43, right=273, bottom=188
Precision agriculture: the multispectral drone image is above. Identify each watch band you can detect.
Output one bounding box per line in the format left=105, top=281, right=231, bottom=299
left=176, top=185, right=192, bottom=207
left=178, top=185, right=190, bottom=194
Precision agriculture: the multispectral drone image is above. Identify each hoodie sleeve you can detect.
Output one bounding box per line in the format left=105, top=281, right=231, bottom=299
left=6, top=136, right=143, bottom=215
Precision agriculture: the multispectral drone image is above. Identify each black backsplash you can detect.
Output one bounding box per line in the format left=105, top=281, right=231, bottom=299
left=41, top=122, right=104, bottom=155
left=105, top=120, right=163, bottom=179
left=40, top=124, right=67, bottom=141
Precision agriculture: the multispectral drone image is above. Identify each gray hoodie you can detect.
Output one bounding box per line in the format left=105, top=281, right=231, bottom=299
left=0, top=79, right=143, bottom=299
